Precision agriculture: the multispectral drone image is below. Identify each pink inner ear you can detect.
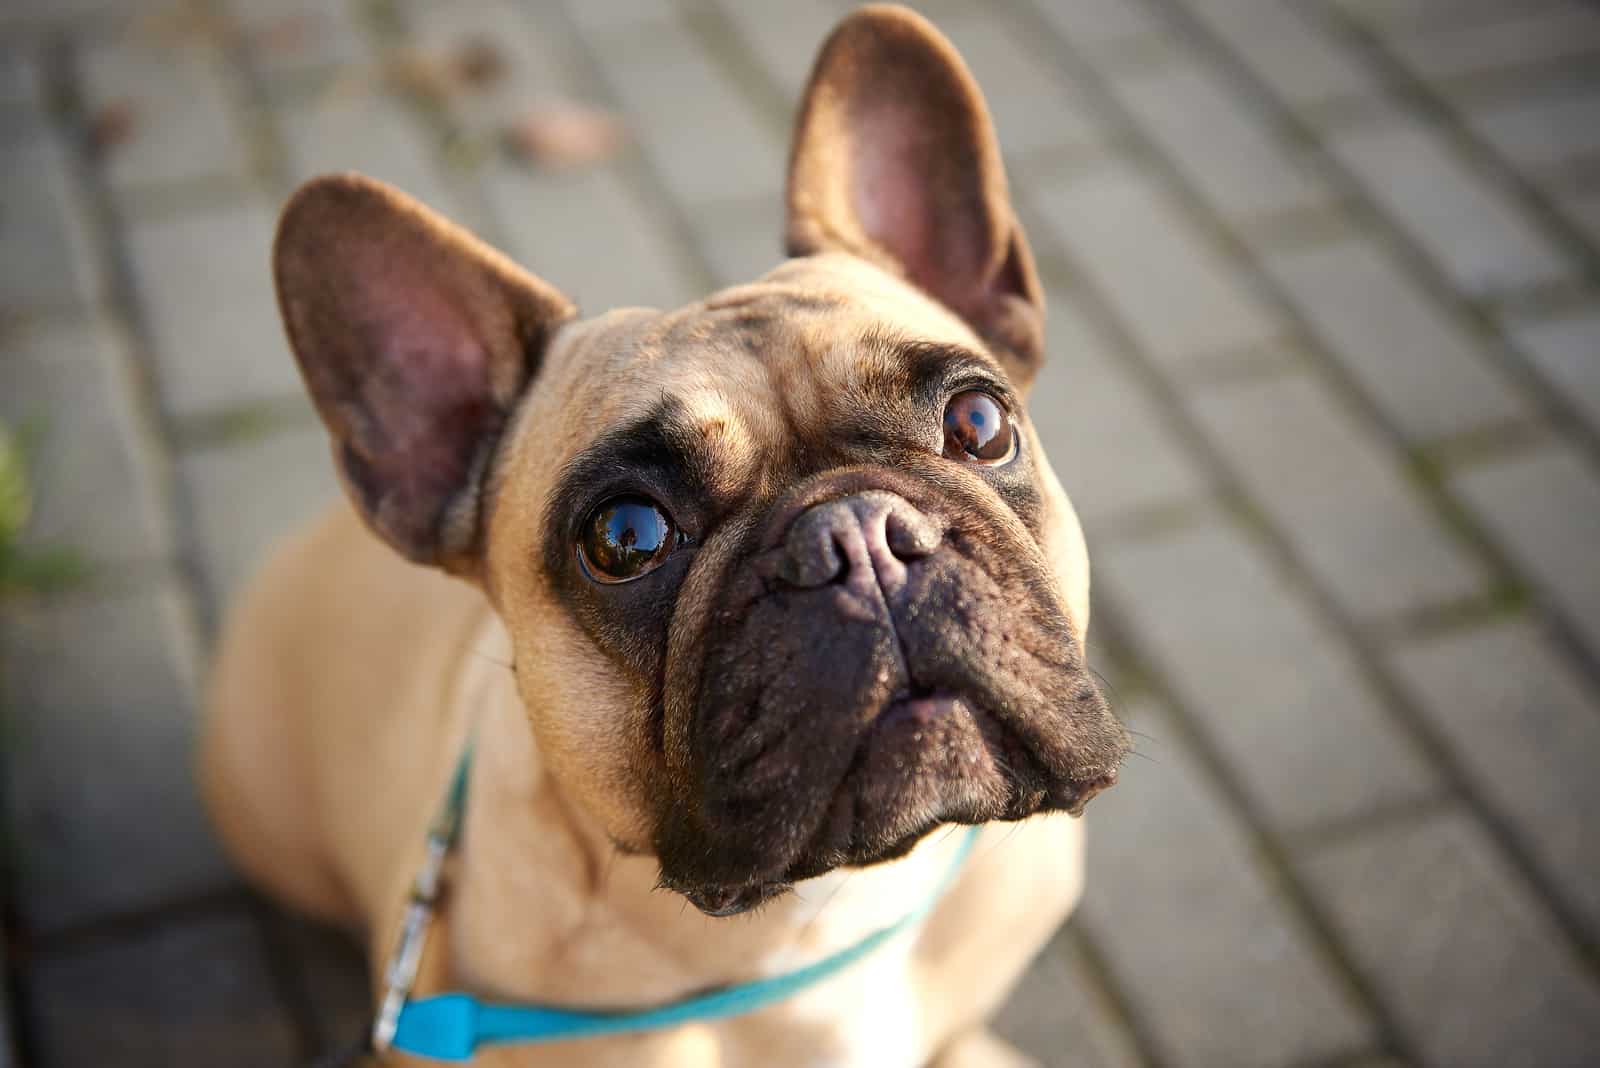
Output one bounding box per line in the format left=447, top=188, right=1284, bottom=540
left=853, top=102, right=935, bottom=285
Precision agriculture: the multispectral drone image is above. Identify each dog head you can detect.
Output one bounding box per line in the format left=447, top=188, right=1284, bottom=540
left=273, top=5, right=1129, bottom=915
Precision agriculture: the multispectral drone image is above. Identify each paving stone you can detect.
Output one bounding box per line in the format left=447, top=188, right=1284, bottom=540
left=993, top=929, right=1144, bottom=1068
left=1079, top=698, right=1373, bottom=1068
left=1029, top=0, right=1170, bottom=50
left=1463, top=82, right=1600, bottom=174
left=687, top=195, right=786, bottom=288
left=1450, top=442, right=1600, bottom=661
left=0, top=319, right=170, bottom=569
left=125, top=197, right=298, bottom=418
left=1387, top=617, right=1600, bottom=942
left=1188, top=372, right=1487, bottom=620
left=1383, top=5, right=1600, bottom=82
left=1300, top=808, right=1600, bottom=1067
left=1178, top=0, right=1379, bottom=107
left=1264, top=237, right=1533, bottom=441
left=1327, top=114, right=1574, bottom=296
left=934, top=13, right=1106, bottom=160
left=80, top=38, right=246, bottom=190
left=1027, top=163, right=1285, bottom=367
left=714, top=0, right=850, bottom=103
left=0, top=585, right=233, bottom=934
left=487, top=162, right=701, bottom=313
left=0, top=128, right=104, bottom=314
left=1095, top=514, right=1437, bottom=831
left=277, top=91, right=456, bottom=214
left=1505, top=307, right=1600, bottom=434
left=1029, top=289, right=1212, bottom=529
left=1109, top=58, right=1333, bottom=223
left=180, top=428, right=338, bottom=613
left=25, top=910, right=299, bottom=1068
left=588, top=18, right=786, bottom=207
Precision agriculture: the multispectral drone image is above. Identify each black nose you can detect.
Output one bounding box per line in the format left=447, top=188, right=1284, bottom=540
left=778, top=491, right=943, bottom=592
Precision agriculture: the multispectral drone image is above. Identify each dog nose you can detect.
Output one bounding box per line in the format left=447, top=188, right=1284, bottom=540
left=778, top=490, right=942, bottom=591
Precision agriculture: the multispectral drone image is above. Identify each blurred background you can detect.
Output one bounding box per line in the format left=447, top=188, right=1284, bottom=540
left=3, top=0, right=1600, bottom=1065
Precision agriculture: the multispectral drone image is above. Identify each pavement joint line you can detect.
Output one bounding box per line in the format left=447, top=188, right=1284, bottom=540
left=1012, top=0, right=1600, bottom=997
left=1308, top=1, right=1600, bottom=280
left=171, top=394, right=320, bottom=451
left=1280, top=791, right=1460, bottom=857
left=1136, top=0, right=1600, bottom=481
left=1078, top=613, right=1420, bottom=1065
left=505, top=0, right=719, bottom=301
left=1058, top=922, right=1173, bottom=1068
left=30, top=8, right=332, bottom=1060
left=1080, top=0, right=1600, bottom=683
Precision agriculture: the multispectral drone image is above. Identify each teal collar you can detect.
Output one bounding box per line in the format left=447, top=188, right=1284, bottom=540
left=371, top=746, right=982, bottom=1062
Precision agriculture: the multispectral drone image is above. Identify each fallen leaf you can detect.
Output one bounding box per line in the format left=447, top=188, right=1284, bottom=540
left=506, top=102, right=628, bottom=170
left=89, top=99, right=138, bottom=155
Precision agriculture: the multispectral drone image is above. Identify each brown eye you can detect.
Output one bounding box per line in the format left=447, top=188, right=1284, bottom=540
left=579, top=496, right=677, bottom=583
left=942, top=390, right=1015, bottom=465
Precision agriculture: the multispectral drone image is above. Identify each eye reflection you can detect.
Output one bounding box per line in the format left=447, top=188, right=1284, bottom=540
left=579, top=497, right=676, bottom=582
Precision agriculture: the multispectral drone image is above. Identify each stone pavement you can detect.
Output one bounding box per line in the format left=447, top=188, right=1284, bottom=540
left=3, top=0, right=1599, bottom=1064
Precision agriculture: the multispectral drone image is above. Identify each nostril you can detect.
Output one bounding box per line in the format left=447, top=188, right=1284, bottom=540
left=884, top=506, right=942, bottom=561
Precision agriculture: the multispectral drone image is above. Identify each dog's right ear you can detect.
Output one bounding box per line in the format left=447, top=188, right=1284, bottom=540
left=274, top=173, right=576, bottom=576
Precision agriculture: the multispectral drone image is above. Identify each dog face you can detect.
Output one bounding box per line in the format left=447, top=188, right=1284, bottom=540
left=273, top=5, right=1129, bottom=915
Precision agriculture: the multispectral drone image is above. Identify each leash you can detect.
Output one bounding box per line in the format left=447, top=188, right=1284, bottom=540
left=320, top=743, right=981, bottom=1064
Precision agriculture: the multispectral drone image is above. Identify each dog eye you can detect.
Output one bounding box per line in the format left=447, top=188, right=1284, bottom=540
left=942, top=390, right=1015, bottom=465
left=579, top=496, right=678, bottom=583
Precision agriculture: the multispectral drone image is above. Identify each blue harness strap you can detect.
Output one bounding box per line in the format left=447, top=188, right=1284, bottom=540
left=378, top=746, right=983, bottom=1063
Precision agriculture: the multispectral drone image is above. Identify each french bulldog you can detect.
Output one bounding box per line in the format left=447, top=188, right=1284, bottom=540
left=201, top=5, right=1130, bottom=1066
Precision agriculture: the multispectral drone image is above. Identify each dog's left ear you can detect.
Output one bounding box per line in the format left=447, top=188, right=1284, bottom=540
left=786, top=5, right=1044, bottom=386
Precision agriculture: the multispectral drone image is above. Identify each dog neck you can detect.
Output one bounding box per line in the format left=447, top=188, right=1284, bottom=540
left=441, top=616, right=970, bottom=1009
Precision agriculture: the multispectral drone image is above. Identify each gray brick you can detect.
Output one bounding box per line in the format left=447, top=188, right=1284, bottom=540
left=1463, top=83, right=1600, bottom=174
left=1192, top=372, right=1486, bottom=619
left=486, top=163, right=701, bottom=312
left=0, top=128, right=104, bottom=313
left=1384, top=5, right=1600, bottom=82
left=25, top=911, right=299, bottom=1068
left=0, top=586, right=232, bottom=934
left=589, top=19, right=785, bottom=207
left=1096, top=514, right=1437, bottom=831
left=1327, top=115, right=1574, bottom=296
left=1030, top=289, right=1212, bottom=529
left=1264, top=238, right=1533, bottom=441
left=278, top=93, right=456, bottom=214
left=1110, top=59, right=1333, bottom=223
left=994, top=929, right=1143, bottom=1068
left=715, top=0, right=851, bottom=103
left=1028, top=163, right=1284, bottom=366
left=1388, top=617, right=1600, bottom=942
left=1300, top=809, right=1600, bottom=1067
left=687, top=195, right=786, bottom=289
left=1450, top=442, right=1600, bottom=661
left=125, top=198, right=298, bottom=418
left=180, top=428, right=338, bottom=612
left=0, top=319, right=170, bottom=569
left=1179, top=0, right=1378, bottom=107
left=1080, top=698, right=1373, bottom=1068
left=80, top=38, right=246, bottom=190
left=1506, top=307, right=1600, bottom=434
left=1030, top=0, right=1170, bottom=50
left=934, top=14, right=1106, bottom=160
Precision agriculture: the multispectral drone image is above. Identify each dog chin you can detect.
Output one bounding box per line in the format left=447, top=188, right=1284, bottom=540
left=659, top=690, right=1114, bottom=918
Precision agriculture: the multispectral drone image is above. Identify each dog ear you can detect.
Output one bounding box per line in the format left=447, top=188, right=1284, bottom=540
left=786, top=5, right=1044, bottom=386
left=274, top=173, right=576, bottom=575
